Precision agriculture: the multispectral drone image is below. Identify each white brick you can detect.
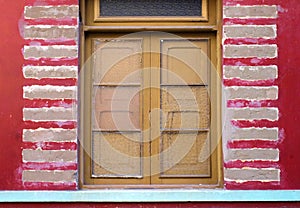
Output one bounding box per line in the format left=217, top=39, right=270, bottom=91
left=22, top=149, right=77, bottom=162
left=23, top=170, right=76, bottom=183
left=24, top=6, right=78, bottom=19
left=224, top=45, right=278, bottom=58
left=223, top=65, right=278, bottom=81
left=224, top=25, right=277, bottom=39
left=224, top=6, right=278, bottom=18
left=225, top=86, right=278, bottom=100
left=23, top=107, right=76, bottom=121
left=23, top=66, right=77, bottom=79
left=23, top=85, right=76, bottom=100
left=228, top=107, right=278, bottom=121
left=225, top=148, right=279, bottom=162
left=231, top=127, right=278, bottom=141
left=23, top=45, right=78, bottom=59
left=225, top=168, right=280, bottom=182
left=24, top=25, right=78, bottom=40
left=23, top=128, right=77, bottom=142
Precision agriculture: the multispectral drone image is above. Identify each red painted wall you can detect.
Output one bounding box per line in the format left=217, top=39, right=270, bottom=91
left=0, top=0, right=300, bottom=192
left=0, top=0, right=25, bottom=190
left=277, top=0, right=300, bottom=189
left=223, top=0, right=300, bottom=190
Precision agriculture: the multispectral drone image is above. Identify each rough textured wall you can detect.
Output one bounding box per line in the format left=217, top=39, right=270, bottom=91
left=21, top=0, right=79, bottom=190
left=0, top=0, right=25, bottom=190
left=0, top=0, right=300, bottom=191
left=223, top=0, right=300, bottom=189
left=19, top=0, right=300, bottom=190
left=222, top=2, right=280, bottom=189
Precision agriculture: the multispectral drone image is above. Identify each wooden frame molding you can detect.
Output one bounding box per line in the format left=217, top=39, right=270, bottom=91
left=80, top=0, right=222, bottom=189
left=93, top=0, right=208, bottom=22
left=83, top=0, right=217, bottom=30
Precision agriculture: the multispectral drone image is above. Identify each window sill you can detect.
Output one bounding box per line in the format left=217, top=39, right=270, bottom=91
left=0, top=190, right=300, bottom=202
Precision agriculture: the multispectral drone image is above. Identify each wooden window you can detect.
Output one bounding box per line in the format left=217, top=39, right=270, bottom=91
left=80, top=0, right=222, bottom=188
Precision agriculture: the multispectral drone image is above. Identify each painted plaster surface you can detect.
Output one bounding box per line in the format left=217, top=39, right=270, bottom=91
left=0, top=0, right=300, bottom=193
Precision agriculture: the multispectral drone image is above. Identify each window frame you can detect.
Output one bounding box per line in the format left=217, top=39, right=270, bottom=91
left=93, top=0, right=208, bottom=22
left=80, top=0, right=223, bottom=189
left=82, top=0, right=219, bottom=31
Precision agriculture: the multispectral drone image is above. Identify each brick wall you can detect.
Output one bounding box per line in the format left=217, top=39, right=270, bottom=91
left=21, top=0, right=79, bottom=190
left=222, top=2, right=280, bottom=189
left=18, top=0, right=283, bottom=190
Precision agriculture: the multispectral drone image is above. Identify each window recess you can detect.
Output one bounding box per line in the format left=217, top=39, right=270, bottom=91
left=80, top=0, right=222, bottom=189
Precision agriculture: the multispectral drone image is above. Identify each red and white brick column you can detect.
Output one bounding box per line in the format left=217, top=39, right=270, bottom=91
left=223, top=3, right=281, bottom=189
left=21, top=0, right=79, bottom=190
